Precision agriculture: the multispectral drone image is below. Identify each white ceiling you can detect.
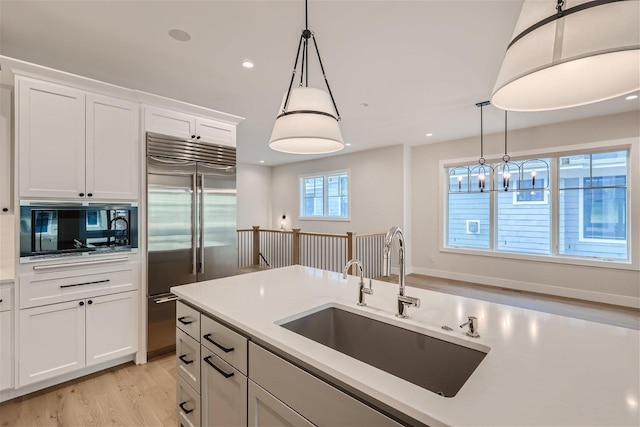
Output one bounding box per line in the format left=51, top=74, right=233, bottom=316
left=1, top=1, right=638, bottom=166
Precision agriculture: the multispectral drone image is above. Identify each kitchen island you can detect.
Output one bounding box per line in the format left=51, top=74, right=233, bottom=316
left=171, top=265, right=639, bottom=426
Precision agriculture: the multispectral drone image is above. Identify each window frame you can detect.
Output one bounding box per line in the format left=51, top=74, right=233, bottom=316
left=299, top=169, right=351, bottom=221
left=439, top=139, right=638, bottom=271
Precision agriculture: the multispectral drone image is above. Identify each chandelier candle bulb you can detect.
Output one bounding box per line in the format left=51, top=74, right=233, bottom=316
left=458, top=176, right=463, bottom=191
left=531, top=170, right=536, bottom=187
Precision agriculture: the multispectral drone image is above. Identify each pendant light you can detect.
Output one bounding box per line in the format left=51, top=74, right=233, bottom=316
left=268, top=0, right=344, bottom=154
left=492, top=0, right=640, bottom=111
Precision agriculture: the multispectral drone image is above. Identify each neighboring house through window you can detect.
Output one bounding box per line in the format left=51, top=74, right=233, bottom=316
left=445, top=149, right=629, bottom=262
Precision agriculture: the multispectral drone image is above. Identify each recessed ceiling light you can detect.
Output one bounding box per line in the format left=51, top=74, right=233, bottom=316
left=259, top=160, right=265, bottom=164
left=625, top=94, right=638, bottom=100
left=168, top=29, right=191, bottom=42
left=426, top=133, right=433, bottom=137
left=359, top=103, right=369, bottom=107
left=345, top=143, right=352, bottom=146
left=242, top=61, right=255, bottom=69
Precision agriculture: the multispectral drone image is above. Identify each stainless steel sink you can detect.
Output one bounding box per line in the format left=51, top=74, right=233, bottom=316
left=279, top=305, right=488, bottom=397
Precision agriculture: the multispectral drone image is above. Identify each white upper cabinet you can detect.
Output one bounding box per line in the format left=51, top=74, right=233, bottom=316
left=18, top=78, right=85, bottom=199
left=0, top=86, right=12, bottom=214
left=144, top=105, right=236, bottom=148
left=86, top=94, right=139, bottom=200
left=18, top=77, right=139, bottom=200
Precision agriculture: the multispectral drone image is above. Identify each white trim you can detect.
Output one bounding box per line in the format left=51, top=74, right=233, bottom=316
left=298, top=169, right=351, bottom=221
left=410, top=267, right=640, bottom=309
left=439, top=245, right=637, bottom=271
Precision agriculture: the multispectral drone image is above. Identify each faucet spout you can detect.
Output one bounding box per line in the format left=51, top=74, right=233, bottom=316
left=343, top=259, right=373, bottom=307
left=382, top=226, right=419, bottom=318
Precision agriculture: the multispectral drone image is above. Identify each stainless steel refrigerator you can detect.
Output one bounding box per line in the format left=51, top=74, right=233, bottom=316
left=146, top=133, right=237, bottom=358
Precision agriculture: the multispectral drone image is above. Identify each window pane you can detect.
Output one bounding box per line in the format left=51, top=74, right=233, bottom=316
left=497, top=189, right=551, bottom=254
left=559, top=151, right=627, bottom=259
left=447, top=192, right=490, bottom=249
left=300, top=172, right=348, bottom=218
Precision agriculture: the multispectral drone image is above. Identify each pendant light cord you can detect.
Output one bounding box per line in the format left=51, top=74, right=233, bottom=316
left=503, top=110, right=510, bottom=163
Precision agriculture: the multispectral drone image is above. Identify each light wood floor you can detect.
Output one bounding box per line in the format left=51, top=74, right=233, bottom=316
left=1, top=272, right=637, bottom=427
left=0, top=355, right=177, bottom=427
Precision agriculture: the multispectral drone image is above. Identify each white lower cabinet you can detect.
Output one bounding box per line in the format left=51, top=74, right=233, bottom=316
left=19, top=290, right=138, bottom=387
left=85, top=291, right=138, bottom=366
left=0, top=310, right=13, bottom=391
left=248, top=380, right=313, bottom=427
left=201, top=348, right=247, bottom=427
left=19, top=300, right=86, bottom=386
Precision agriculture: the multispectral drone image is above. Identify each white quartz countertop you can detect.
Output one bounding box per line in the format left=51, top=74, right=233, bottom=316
left=171, top=265, right=640, bottom=426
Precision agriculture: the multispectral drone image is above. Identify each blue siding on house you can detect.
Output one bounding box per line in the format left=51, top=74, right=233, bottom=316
left=496, top=191, right=550, bottom=254
left=448, top=193, right=490, bottom=248
left=559, top=178, right=627, bottom=259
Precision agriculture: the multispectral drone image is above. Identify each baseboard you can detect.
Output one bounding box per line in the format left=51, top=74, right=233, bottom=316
left=410, top=267, right=640, bottom=309
left=0, top=354, right=135, bottom=403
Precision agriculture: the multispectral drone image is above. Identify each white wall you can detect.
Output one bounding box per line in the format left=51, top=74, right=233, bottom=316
left=236, top=163, right=272, bottom=229
left=270, top=145, right=405, bottom=235
left=411, top=111, right=640, bottom=307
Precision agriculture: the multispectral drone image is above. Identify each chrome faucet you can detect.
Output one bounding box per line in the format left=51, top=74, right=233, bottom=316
left=343, top=259, right=373, bottom=306
left=382, top=226, right=420, bottom=318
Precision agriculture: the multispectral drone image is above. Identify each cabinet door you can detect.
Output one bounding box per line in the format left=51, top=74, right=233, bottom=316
left=201, top=349, right=247, bottom=427
left=0, top=85, right=12, bottom=213
left=248, top=380, right=314, bottom=427
left=19, top=300, right=85, bottom=386
left=18, top=78, right=85, bottom=199
left=144, top=106, right=195, bottom=139
left=86, top=94, right=139, bottom=200
left=195, top=117, right=236, bottom=147
left=85, top=291, right=138, bottom=366
left=0, top=310, right=14, bottom=391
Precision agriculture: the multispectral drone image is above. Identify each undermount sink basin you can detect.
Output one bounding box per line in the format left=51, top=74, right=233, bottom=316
left=279, top=305, right=488, bottom=397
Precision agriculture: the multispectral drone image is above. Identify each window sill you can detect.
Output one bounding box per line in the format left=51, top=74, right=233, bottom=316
left=440, top=246, right=638, bottom=271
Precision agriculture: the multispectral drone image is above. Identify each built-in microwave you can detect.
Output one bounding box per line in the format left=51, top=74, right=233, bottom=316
left=20, top=201, right=138, bottom=262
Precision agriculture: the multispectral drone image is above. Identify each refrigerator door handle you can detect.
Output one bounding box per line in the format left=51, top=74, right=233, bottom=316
left=199, top=174, right=205, bottom=275
left=192, top=173, right=198, bottom=275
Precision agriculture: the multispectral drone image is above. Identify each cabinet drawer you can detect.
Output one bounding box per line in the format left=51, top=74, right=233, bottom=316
left=0, top=286, right=13, bottom=312
left=20, top=262, right=138, bottom=309
left=176, top=328, right=200, bottom=392
left=176, top=301, right=200, bottom=340
left=201, top=348, right=247, bottom=427
left=249, top=343, right=401, bottom=427
left=201, top=315, right=247, bottom=375
left=177, top=374, right=200, bottom=427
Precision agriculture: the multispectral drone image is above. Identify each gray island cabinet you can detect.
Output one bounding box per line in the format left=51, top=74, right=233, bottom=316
left=175, top=300, right=401, bottom=427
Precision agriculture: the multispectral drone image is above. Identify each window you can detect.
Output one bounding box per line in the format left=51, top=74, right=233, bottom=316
left=559, top=151, right=627, bottom=259
left=300, top=171, right=349, bottom=219
left=445, top=149, right=629, bottom=261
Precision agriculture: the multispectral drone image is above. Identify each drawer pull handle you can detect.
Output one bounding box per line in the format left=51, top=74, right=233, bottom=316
left=178, top=401, right=194, bottom=414
left=155, top=296, right=179, bottom=304
left=177, top=316, right=193, bottom=325
left=203, top=356, right=234, bottom=379
left=203, top=333, right=234, bottom=353
left=60, top=279, right=110, bottom=289
left=178, top=354, right=194, bottom=365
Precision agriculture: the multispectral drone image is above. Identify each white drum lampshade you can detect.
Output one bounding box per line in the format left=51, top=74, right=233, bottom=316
left=269, top=87, right=345, bottom=154
left=491, top=0, right=640, bottom=111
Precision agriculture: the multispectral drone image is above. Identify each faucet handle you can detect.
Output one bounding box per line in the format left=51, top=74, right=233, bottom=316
left=460, top=316, right=480, bottom=338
